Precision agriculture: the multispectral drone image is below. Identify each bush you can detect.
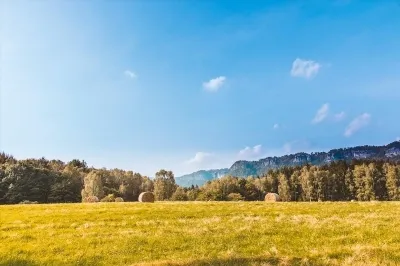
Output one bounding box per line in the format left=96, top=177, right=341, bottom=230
left=171, top=187, right=188, bottom=201
left=186, top=190, right=199, bottom=201
left=114, top=197, right=124, bottom=202
left=196, top=191, right=216, bottom=201
left=227, top=193, right=244, bottom=201
left=84, top=196, right=99, bottom=203
left=100, top=194, right=115, bottom=202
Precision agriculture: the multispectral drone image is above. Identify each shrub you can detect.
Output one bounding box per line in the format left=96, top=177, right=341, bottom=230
left=227, top=193, right=244, bottom=201
left=100, top=194, right=116, bottom=202
left=83, top=196, right=99, bottom=203
left=171, top=187, right=188, bottom=201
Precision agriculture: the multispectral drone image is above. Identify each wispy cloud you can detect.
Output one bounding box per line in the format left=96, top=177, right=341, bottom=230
left=334, top=111, right=346, bottom=121
left=238, top=145, right=262, bottom=160
left=344, top=113, right=371, bottom=137
left=124, top=70, right=137, bottom=79
left=203, top=76, right=226, bottom=92
left=290, top=58, right=321, bottom=79
left=273, top=124, right=279, bottom=130
left=312, top=103, right=329, bottom=124
left=186, top=152, right=214, bottom=164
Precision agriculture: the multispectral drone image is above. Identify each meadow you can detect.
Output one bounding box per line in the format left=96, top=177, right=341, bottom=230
left=1, top=202, right=400, bottom=266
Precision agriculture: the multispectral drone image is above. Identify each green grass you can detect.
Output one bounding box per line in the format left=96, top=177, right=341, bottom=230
left=1, top=202, right=400, bottom=266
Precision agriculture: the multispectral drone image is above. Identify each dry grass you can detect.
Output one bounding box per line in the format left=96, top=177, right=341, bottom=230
left=1, top=202, right=400, bottom=265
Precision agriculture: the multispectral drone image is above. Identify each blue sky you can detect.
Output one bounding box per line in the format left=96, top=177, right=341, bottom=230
left=1, top=0, right=400, bottom=176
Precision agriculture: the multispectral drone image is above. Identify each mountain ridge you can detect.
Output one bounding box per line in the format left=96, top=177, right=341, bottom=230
left=176, top=141, right=400, bottom=187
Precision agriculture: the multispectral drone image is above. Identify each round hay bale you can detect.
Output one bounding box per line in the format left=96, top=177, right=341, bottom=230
left=138, top=192, right=155, bottom=203
left=264, top=193, right=281, bottom=202
left=115, top=197, right=124, bottom=202
left=85, top=196, right=99, bottom=203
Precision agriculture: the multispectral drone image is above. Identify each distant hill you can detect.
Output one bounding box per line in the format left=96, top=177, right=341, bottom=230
left=176, top=141, right=400, bottom=187
left=175, top=168, right=229, bottom=187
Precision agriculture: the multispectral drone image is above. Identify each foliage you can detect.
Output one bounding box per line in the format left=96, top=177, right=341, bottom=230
left=227, top=141, right=400, bottom=177
left=100, top=194, right=116, bottom=202
left=153, top=169, right=177, bottom=201
left=114, top=197, right=124, bottom=202
left=171, top=187, right=188, bottom=201
left=1, top=153, right=400, bottom=203
left=81, top=170, right=105, bottom=201
left=227, top=193, right=244, bottom=201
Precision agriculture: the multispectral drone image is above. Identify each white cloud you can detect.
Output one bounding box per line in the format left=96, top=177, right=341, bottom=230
left=238, top=145, right=262, bottom=160
left=334, top=111, right=346, bottom=121
left=290, top=58, right=321, bottom=79
left=273, top=124, right=279, bottom=130
left=124, top=70, right=137, bottom=79
left=396, top=137, right=400, bottom=142
left=312, top=103, right=329, bottom=124
left=344, top=113, right=371, bottom=137
left=203, top=76, right=226, bottom=92
left=186, top=152, right=214, bottom=164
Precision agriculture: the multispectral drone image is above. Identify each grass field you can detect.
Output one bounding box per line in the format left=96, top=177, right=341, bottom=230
left=1, top=202, right=400, bottom=266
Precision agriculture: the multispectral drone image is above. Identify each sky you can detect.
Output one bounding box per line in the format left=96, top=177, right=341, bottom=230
left=1, top=0, right=400, bottom=176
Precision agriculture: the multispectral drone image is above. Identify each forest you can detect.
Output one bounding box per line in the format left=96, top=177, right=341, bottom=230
left=0, top=152, right=400, bottom=204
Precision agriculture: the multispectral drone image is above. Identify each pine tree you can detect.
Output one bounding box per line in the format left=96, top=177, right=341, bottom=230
left=365, top=164, right=376, bottom=200
left=353, top=164, right=375, bottom=201
left=278, top=173, right=291, bottom=201
left=353, top=164, right=366, bottom=201
left=290, top=170, right=301, bottom=201
left=315, top=169, right=328, bottom=201
left=300, top=166, right=315, bottom=201
left=344, top=168, right=355, bottom=200
left=385, top=164, right=400, bottom=200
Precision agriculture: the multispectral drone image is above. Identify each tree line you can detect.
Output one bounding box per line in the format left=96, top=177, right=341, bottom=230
left=0, top=152, right=399, bottom=204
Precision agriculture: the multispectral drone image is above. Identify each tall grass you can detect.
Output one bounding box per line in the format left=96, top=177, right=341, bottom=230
left=1, top=202, right=400, bottom=265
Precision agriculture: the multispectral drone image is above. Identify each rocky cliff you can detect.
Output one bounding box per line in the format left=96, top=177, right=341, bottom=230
left=176, top=141, right=400, bottom=187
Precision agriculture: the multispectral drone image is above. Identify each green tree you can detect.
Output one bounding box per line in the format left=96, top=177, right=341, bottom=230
left=344, top=168, right=355, bottom=200
left=68, top=159, right=87, bottom=170
left=0, top=167, right=8, bottom=203
left=227, top=192, right=244, bottom=201
left=300, top=166, right=315, bottom=201
left=119, top=172, right=143, bottom=201
left=81, top=170, right=104, bottom=201
left=244, top=177, right=261, bottom=201
left=278, top=173, right=291, bottom=201
left=353, top=164, right=376, bottom=201
left=154, top=170, right=177, bottom=201
left=48, top=165, right=82, bottom=203
left=290, top=170, right=301, bottom=201
left=315, top=169, right=328, bottom=201
left=3, top=163, right=54, bottom=203
left=384, top=164, right=400, bottom=200
left=171, top=187, right=188, bottom=201
left=186, top=189, right=199, bottom=201
left=141, top=176, right=154, bottom=192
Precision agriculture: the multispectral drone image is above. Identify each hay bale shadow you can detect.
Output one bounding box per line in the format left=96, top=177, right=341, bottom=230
left=133, top=256, right=325, bottom=266
left=0, top=258, right=38, bottom=266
